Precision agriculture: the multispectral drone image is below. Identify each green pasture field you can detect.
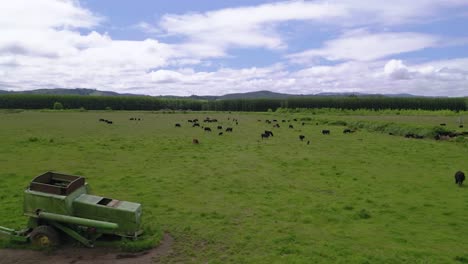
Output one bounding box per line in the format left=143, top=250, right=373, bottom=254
left=0, top=110, right=468, bottom=263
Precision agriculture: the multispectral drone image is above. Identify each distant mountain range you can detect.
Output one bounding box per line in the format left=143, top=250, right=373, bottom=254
left=0, top=88, right=423, bottom=99
left=0, top=88, right=139, bottom=97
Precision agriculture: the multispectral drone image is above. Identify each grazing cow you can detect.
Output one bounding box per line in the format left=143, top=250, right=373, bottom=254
left=289, top=125, right=294, bottom=129
left=389, top=132, right=394, bottom=136
left=299, top=135, right=305, bottom=141
left=192, top=139, right=199, bottom=144
left=107, top=121, right=113, bottom=124
left=266, top=120, right=271, bottom=124
left=130, top=118, right=134, bottom=120
left=193, top=123, right=200, bottom=127
left=282, top=120, right=286, bottom=123
left=322, top=130, right=330, bottom=135
left=343, top=129, right=352, bottom=134
left=293, top=119, right=297, bottom=121
left=226, top=127, right=233, bottom=132
left=188, top=120, right=193, bottom=123
left=218, top=132, right=223, bottom=136
left=460, top=125, right=464, bottom=128
left=273, top=119, right=277, bottom=122
left=264, top=130, right=273, bottom=137
left=175, top=123, right=181, bottom=127
left=307, top=140, right=310, bottom=145
left=204, top=127, right=211, bottom=132
left=99, top=118, right=105, bottom=122
left=193, top=119, right=199, bottom=122
left=455, top=171, right=465, bottom=186
left=217, top=126, right=223, bottom=130
left=236, top=121, right=238, bottom=125
left=440, top=123, right=446, bottom=126
left=302, top=122, right=305, bottom=126
left=405, top=133, right=415, bottom=138
left=273, top=124, right=280, bottom=128
left=261, top=133, right=270, bottom=139
left=137, top=118, right=141, bottom=121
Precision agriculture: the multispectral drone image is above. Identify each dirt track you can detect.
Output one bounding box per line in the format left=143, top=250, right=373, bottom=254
left=0, top=233, right=173, bottom=264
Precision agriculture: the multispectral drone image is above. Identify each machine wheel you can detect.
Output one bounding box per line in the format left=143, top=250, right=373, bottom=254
left=30, top=225, right=60, bottom=247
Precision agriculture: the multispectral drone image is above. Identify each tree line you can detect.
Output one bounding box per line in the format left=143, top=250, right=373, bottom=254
left=0, top=94, right=466, bottom=111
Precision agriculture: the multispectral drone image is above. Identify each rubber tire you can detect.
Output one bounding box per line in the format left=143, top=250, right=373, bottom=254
left=30, top=225, right=61, bottom=248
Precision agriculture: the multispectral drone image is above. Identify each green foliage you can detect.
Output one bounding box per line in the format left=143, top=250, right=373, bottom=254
left=0, top=94, right=466, bottom=111
left=357, top=209, right=371, bottom=219
left=52, top=102, right=63, bottom=110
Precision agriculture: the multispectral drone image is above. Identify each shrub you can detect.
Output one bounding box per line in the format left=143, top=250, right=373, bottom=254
left=53, top=102, right=63, bottom=110
left=358, top=209, right=371, bottom=219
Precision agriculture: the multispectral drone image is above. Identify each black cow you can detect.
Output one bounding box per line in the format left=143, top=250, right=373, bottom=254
left=175, top=123, right=181, bottom=127
left=204, top=127, right=211, bottom=132
left=188, top=120, right=193, bottom=123
left=193, top=123, right=200, bottom=127
left=322, top=130, right=330, bottom=135
left=261, top=133, right=270, bottom=139
left=218, top=132, right=223, bottom=136
left=307, top=140, right=310, bottom=145
left=299, top=135, right=305, bottom=141
left=264, top=130, right=273, bottom=137
left=226, top=127, right=233, bottom=132
left=343, top=129, right=352, bottom=134
left=440, top=123, right=446, bottom=126
left=302, top=122, right=305, bottom=126
left=192, top=139, right=199, bottom=144
left=460, top=125, right=464, bottom=128
left=273, top=124, right=280, bottom=128
left=289, top=125, right=294, bottom=129
left=217, top=126, right=223, bottom=130
left=455, top=171, right=465, bottom=186
left=129, top=118, right=134, bottom=121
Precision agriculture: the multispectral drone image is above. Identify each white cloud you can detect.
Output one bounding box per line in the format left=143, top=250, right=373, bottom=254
left=0, top=0, right=101, bottom=29
left=384, top=60, right=411, bottom=80
left=158, top=1, right=348, bottom=50
left=152, top=0, right=468, bottom=55
left=289, top=31, right=440, bottom=62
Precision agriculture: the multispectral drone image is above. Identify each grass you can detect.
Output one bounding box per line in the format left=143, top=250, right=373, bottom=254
left=0, top=110, right=467, bottom=263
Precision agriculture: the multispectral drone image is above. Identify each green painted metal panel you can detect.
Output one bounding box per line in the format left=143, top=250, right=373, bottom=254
left=38, top=212, right=118, bottom=229
left=23, top=185, right=88, bottom=217
left=73, top=194, right=141, bottom=235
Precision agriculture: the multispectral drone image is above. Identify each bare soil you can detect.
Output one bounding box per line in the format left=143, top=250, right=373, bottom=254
left=0, top=233, right=173, bottom=264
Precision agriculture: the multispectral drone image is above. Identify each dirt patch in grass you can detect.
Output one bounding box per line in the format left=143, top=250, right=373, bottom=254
left=0, top=233, right=173, bottom=264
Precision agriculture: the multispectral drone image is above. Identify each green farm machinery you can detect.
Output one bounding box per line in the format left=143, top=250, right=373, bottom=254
left=0, top=172, right=143, bottom=247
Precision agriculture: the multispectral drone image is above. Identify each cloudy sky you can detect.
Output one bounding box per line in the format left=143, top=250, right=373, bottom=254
left=1, top=0, right=468, bottom=96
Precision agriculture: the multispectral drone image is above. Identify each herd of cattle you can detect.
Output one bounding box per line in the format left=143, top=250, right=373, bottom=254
left=95, top=115, right=466, bottom=187
left=174, top=117, right=235, bottom=136
left=171, top=116, right=357, bottom=146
